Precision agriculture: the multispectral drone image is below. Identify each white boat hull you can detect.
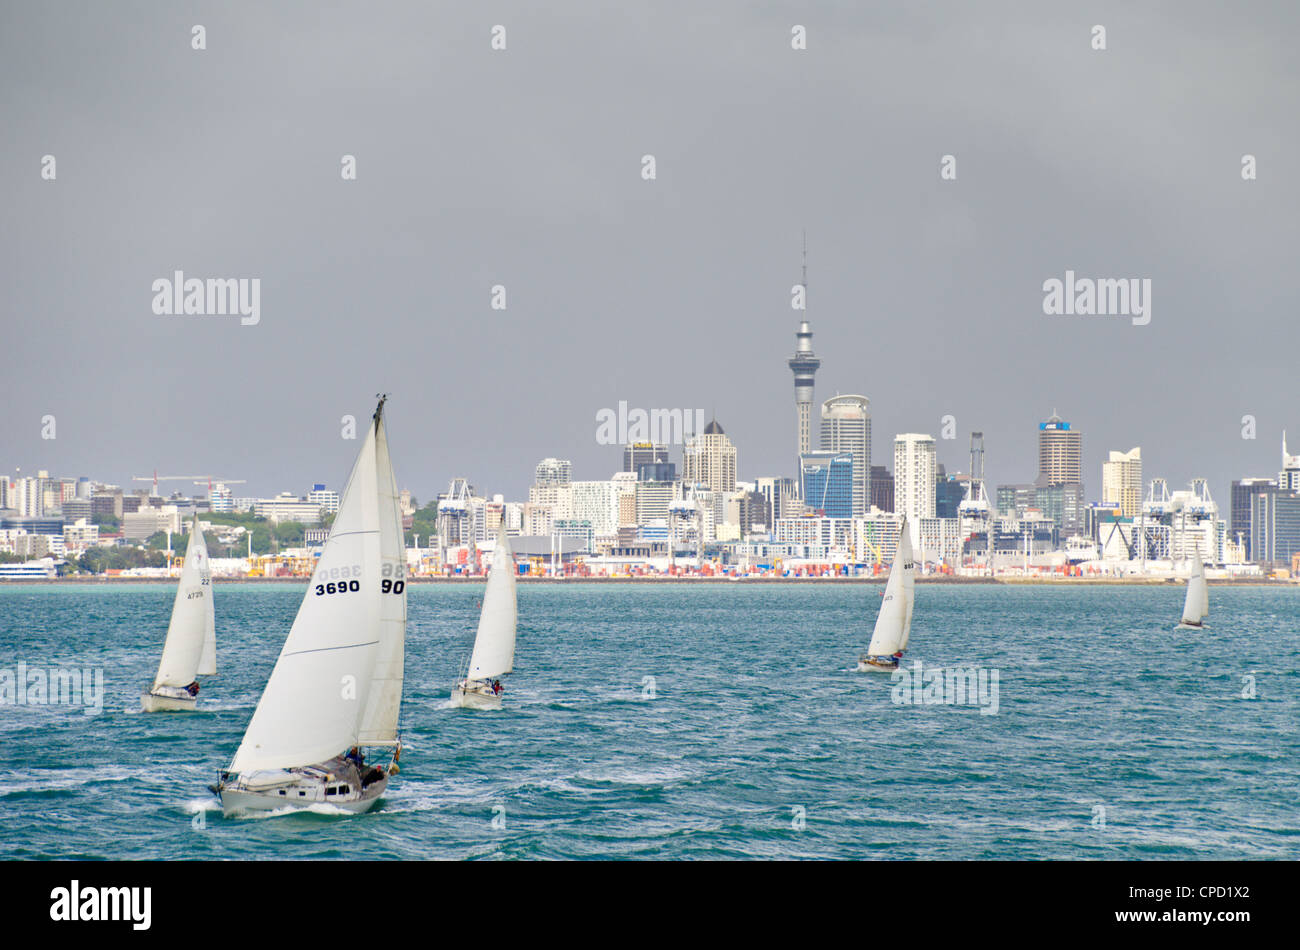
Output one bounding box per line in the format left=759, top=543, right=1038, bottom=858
left=218, top=757, right=389, bottom=816
left=856, top=656, right=900, bottom=673
left=450, top=682, right=502, bottom=710
left=1174, top=621, right=1207, bottom=631
left=140, top=688, right=197, bottom=712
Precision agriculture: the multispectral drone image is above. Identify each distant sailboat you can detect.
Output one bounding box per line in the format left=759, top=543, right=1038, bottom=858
left=214, top=396, right=406, bottom=815
left=858, top=516, right=915, bottom=672
left=141, top=513, right=214, bottom=711
left=451, top=520, right=517, bottom=709
left=1175, top=546, right=1209, bottom=630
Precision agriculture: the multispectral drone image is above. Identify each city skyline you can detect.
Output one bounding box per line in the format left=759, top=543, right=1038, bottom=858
left=3, top=3, right=1297, bottom=508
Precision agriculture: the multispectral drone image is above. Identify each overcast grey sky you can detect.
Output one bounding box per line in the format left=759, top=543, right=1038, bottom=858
left=3, top=1, right=1297, bottom=506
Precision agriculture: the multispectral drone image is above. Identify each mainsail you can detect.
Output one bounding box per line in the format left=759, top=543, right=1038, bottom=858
left=866, top=517, right=915, bottom=657
left=466, top=521, right=518, bottom=680
left=152, top=513, right=214, bottom=688
left=230, top=399, right=405, bottom=774
left=1181, top=553, right=1208, bottom=626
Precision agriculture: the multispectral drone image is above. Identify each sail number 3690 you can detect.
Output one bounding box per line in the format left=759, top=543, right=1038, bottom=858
left=315, top=562, right=405, bottom=596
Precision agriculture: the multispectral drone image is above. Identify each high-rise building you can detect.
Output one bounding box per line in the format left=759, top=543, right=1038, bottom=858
left=682, top=420, right=736, bottom=494
left=1251, top=488, right=1300, bottom=565
left=1231, top=477, right=1276, bottom=560
left=935, top=476, right=965, bottom=519
left=894, top=434, right=937, bottom=523
left=820, top=394, right=870, bottom=517
left=799, top=452, right=854, bottom=519
left=870, top=465, right=894, bottom=512
left=623, top=442, right=668, bottom=474
left=534, top=458, right=572, bottom=485
left=1102, top=447, right=1142, bottom=518
left=1038, top=412, right=1082, bottom=485
left=636, top=461, right=676, bottom=482
left=1281, top=431, right=1300, bottom=492
left=756, top=476, right=799, bottom=523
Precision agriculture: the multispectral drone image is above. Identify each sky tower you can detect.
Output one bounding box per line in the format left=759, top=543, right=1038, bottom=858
left=787, top=231, right=821, bottom=466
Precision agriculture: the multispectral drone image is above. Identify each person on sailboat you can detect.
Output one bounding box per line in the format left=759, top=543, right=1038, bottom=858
left=185, top=681, right=200, bottom=697
left=492, top=679, right=502, bottom=695
left=345, top=747, right=364, bottom=770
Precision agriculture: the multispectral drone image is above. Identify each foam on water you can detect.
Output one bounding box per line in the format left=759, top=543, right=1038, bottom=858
left=0, top=581, right=1297, bottom=858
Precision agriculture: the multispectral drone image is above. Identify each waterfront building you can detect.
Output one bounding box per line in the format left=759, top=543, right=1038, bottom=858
left=820, top=395, right=871, bottom=517
left=1231, top=477, right=1276, bottom=560
left=682, top=420, right=736, bottom=495
left=756, top=476, right=799, bottom=523
left=1101, top=447, right=1143, bottom=518
left=534, top=458, right=572, bottom=485
left=869, top=465, right=894, bottom=513
left=894, top=434, right=937, bottom=532
left=799, top=451, right=854, bottom=519
left=623, top=442, right=668, bottom=474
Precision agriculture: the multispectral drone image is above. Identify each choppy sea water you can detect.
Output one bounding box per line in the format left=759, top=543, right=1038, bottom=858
left=0, top=582, right=1296, bottom=860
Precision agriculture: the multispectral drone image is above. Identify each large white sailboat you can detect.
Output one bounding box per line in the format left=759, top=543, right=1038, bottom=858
left=1175, top=547, right=1209, bottom=630
left=215, top=397, right=406, bottom=815
left=141, top=513, right=215, bottom=711
left=450, top=521, right=517, bottom=710
left=858, top=516, right=915, bottom=672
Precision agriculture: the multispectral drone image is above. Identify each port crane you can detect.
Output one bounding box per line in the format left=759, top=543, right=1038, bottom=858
left=132, top=471, right=245, bottom=497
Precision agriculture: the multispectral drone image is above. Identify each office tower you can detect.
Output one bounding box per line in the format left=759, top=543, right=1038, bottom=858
left=1232, top=477, right=1277, bottom=560
left=894, top=434, right=937, bottom=522
left=1102, top=447, right=1142, bottom=518
left=756, top=476, right=799, bottom=523
left=623, top=442, right=668, bottom=474
left=935, top=476, right=965, bottom=518
left=534, top=458, right=572, bottom=485
left=1251, top=487, right=1300, bottom=565
left=307, top=484, right=341, bottom=514
left=869, top=465, right=894, bottom=512
left=636, top=461, right=676, bottom=482
left=1038, top=412, right=1082, bottom=484
left=1281, top=432, right=1300, bottom=492
left=820, top=394, right=870, bottom=517
left=800, top=451, right=854, bottom=519
left=682, top=419, right=736, bottom=494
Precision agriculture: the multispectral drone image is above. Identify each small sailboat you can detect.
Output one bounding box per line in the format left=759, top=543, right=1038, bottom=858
left=450, top=521, right=517, bottom=709
left=858, top=516, right=915, bottom=672
left=1175, top=546, right=1209, bottom=630
left=141, top=513, right=215, bottom=711
left=214, top=396, right=406, bottom=815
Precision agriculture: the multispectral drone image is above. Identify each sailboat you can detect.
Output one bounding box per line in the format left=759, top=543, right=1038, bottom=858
left=858, top=516, right=915, bottom=672
left=141, top=513, right=215, bottom=711
left=450, top=520, right=517, bottom=709
left=214, top=396, right=406, bottom=815
left=1175, top=545, right=1209, bottom=630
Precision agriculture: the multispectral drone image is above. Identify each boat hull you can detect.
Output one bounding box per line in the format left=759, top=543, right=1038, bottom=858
left=218, top=760, right=389, bottom=816
left=140, top=689, right=197, bottom=712
left=856, top=656, right=900, bottom=673
left=1174, top=621, right=1207, bottom=631
left=450, top=684, right=502, bottom=710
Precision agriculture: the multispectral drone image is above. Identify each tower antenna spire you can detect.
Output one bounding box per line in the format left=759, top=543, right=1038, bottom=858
left=801, top=228, right=808, bottom=294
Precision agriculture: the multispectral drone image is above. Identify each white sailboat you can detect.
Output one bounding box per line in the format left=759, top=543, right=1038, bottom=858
left=450, top=520, right=517, bottom=710
left=141, top=513, right=215, bottom=711
left=215, top=396, right=406, bottom=815
left=858, top=516, right=915, bottom=672
left=1175, top=546, right=1209, bottom=630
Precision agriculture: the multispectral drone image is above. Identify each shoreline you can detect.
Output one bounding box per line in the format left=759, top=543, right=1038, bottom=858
left=1, top=575, right=1294, bottom=587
